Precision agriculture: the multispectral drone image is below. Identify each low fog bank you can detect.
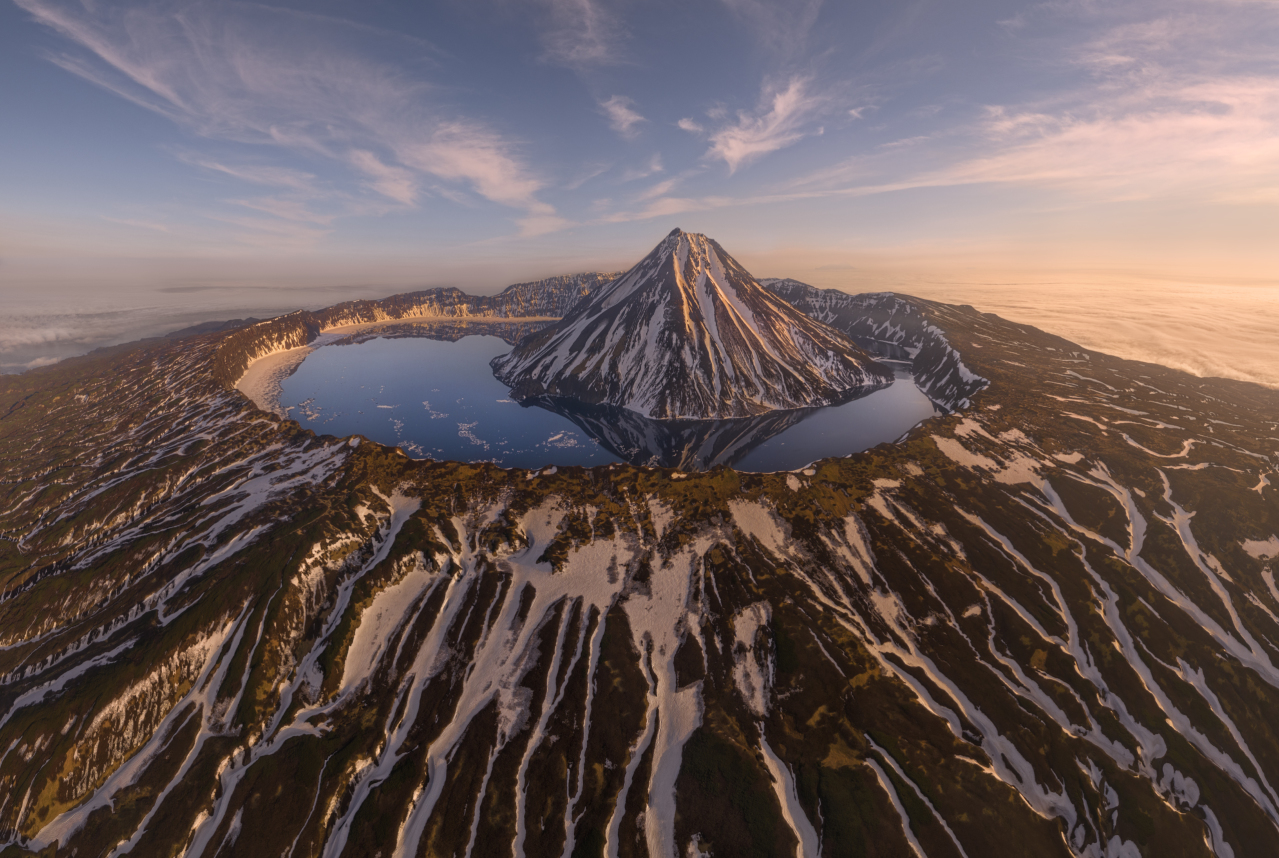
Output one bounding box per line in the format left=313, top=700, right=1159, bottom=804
left=905, top=280, right=1279, bottom=390
left=0, top=255, right=604, bottom=372
left=1, top=297, right=313, bottom=372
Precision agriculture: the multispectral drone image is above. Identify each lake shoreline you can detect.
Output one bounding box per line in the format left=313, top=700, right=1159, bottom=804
left=273, top=334, right=939, bottom=472
left=234, top=316, right=559, bottom=416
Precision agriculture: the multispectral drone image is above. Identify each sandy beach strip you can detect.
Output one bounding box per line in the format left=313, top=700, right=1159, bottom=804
left=235, top=344, right=318, bottom=418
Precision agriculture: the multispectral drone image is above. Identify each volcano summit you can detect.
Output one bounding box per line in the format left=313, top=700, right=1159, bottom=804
left=491, top=229, right=891, bottom=419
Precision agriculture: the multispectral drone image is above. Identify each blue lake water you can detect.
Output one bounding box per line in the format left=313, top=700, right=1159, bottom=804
left=279, top=331, right=941, bottom=471
left=734, top=364, right=940, bottom=471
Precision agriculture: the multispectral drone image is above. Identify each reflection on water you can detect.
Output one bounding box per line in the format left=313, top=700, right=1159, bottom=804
left=523, top=397, right=817, bottom=470
left=326, top=319, right=553, bottom=348
left=279, top=332, right=619, bottom=468
left=525, top=367, right=939, bottom=470
left=734, top=363, right=939, bottom=471
left=278, top=325, right=942, bottom=471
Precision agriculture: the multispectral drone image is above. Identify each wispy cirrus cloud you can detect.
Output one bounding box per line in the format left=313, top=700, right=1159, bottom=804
left=603, top=195, right=710, bottom=223
left=705, top=77, right=828, bottom=172
left=177, top=156, right=320, bottom=194
left=599, top=95, right=646, bottom=139
left=15, top=0, right=559, bottom=241
left=918, top=2, right=1279, bottom=201
left=205, top=213, right=332, bottom=249
left=615, top=68, right=1279, bottom=224
left=938, top=79, right=1279, bottom=199
left=348, top=150, right=418, bottom=206
left=635, top=177, right=681, bottom=202
left=399, top=122, right=550, bottom=212
left=551, top=0, right=1279, bottom=239
left=514, top=213, right=576, bottom=237
left=227, top=197, right=335, bottom=225
left=535, top=0, right=625, bottom=66
left=770, top=0, right=1279, bottom=206
left=620, top=154, right=663, bottom=183
left=720, top=0, right=824, bottom=56
left=100, top=216, right=173, bottom=233
left=564, top=162, right=613, bottom=190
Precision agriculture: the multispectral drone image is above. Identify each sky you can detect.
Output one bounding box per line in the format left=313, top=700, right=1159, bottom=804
left=2, top=0, right=1278, bottom=383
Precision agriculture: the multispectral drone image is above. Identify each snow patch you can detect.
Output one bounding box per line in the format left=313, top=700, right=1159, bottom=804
left=759, top=731, right=820, bottom=858
left=731, top=602, right=773, bottom=718
left=1243, top=536, right=1279, bottom=560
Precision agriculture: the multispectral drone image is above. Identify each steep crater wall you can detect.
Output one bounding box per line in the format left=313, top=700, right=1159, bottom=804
left=762, top=279, right=989, bottom=410
left=210, top=274, right=618, bottom=388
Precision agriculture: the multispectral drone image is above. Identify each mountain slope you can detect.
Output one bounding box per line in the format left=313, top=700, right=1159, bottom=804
left=762, top=279, right=989, bottom=410
left=492, top=230, right=891, bottom=419
left=0, top=288, right=1277, bottom=857
left=492, top=272, right=623, bottom=318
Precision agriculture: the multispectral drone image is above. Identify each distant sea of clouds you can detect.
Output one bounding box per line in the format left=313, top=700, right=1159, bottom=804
left=2, top=279, right=1275, bottom=392
left=911, top=279, right=1279, bottom=391
left=0, top=281, right=387, bottom=374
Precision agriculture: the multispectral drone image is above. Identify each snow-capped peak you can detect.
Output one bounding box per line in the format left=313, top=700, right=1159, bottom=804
left=491, top=229, right=891, bottom=420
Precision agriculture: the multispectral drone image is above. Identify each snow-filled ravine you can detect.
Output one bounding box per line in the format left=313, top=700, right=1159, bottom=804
left=278, top=332, right=940, bottom=470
